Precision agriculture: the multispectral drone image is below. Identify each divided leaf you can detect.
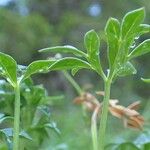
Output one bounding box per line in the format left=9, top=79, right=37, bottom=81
left=23, top=60, right=56, bottom=80
left=49, top=57, right=92, bottom=71
left=0, top=52, right=17, bottom=86
left=121, top=8, right=145, bottom=39
left=128, top=39, right=150, bottom=59
left=105, top=17, right=120, bottom=69
left=39, top=45, right=87, bottom=58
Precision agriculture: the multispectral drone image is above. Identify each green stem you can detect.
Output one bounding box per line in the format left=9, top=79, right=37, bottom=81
left=91, top=107, right=99, bottom=150
left=13, top=83, right=20, bottom=150
left=63, top=71, right=83, bottom=95
left=98, top=79, right=111, bottom=150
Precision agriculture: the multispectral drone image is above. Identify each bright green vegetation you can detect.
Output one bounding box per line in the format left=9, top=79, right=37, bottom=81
left=0, top=8, right=150, bottom=150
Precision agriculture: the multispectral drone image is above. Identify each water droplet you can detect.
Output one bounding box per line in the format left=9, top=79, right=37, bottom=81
left=135, top=36, right=139, bottom=40
left=55, top=53, right=62, bottom=59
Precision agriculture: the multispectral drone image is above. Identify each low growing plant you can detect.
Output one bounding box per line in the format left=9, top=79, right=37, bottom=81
left=0, top=78, right=60, bottom=150
left=0, top=55, right=62, bottom=150
left=40, top=8, right=150, bottom=150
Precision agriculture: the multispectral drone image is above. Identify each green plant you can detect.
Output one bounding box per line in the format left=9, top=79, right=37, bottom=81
left=0, top=78, right=60, bottom=150
left=40, top=8, right=150, bottom=150
left=0, top=54, right=61, bottom=150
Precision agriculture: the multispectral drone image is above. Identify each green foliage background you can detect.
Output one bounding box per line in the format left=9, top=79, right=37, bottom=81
left=0, top=0, right=149, bottom=149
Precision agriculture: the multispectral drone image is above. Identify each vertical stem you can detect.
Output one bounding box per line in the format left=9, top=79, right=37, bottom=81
left=98, top=79, right=111, bottom=150
left=13, top=83, right=20, bottom=150
left=91, top=107, right=99, bottom=150
left=63, top=71, right=83, bottom=95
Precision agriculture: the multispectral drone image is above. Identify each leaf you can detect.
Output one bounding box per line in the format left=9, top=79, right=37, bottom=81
left=116, top=143, right=139, bottom=150
left=141, top=78, right=150, bottom=83
left=49, top=57, right=92, bottom=71
left=84, top=30, right=101, bottom=71
left=0, top=116, right=13, bottom=124
left=0, top=128, right=13, bottom=137
left=0, top=52, right=17, bottom=86
left=121, top=8, right=145, bottom=39
left=22, top=60, right=56, bottom=80
left=71, top=67, right=82, bottom=76
left=45, top=122, right=61, bottom=135
left=128, top=39, right=150, bottom=59
left=0, top=128, right=13, bottom=150
left=39, top=45, right=87, bottom=58
left=136, top=24, right=150, bottom=35
left=105, top=17, right=120, bottom=68
left=116, top=62, right=137, bottom=77
left=19, top=130, right=32, bottom=140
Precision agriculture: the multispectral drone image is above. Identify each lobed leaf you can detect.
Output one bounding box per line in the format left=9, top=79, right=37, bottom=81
left=0, top=52, right=17, bottom=86
left=128, top=39, right=150, bottom=59
left=39, top=45, right=87, bottom=58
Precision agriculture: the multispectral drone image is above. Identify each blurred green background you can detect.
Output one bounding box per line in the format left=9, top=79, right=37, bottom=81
left=0, top=0, right=150, bottom=149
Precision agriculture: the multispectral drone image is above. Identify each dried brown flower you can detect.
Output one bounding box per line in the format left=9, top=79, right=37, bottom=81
left=73, top=92, right=144, bottom=130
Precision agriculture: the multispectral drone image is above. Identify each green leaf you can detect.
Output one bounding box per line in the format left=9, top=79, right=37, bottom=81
left=116, top=143, right=139, bottom=150
left=39, top=45, right=87, bottom=58
left=0, top=116, right=13, bottom=124
left=19, top=130, right=32, bottom=140
left=121, top=8, right=145, bottom=39
left=116, top=61, right=137, bottom=77
left=0, top=52, right=17, bottom=86
left=23, top=60, right=56, bottom=80
left=141, top=78, right=150, bottom=83
left=105, top=17, right=120, bottom=68
left=0, top=128, right=13, bottom=137
left=71, top=67, right=81, bottom=76
left=45, top=122, right=61, bottom=135
left=128, top=39, right=150, bottom=59
left=136, top=24, right=150, bottom=35
left=84, top=30, right=101, bottom=71
left=49, top=57, right=92, bottom=71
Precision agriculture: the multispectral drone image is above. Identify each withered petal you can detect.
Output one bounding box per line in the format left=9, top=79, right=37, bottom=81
left=109, top=105, right=125, bottom=118
left=124, top=108, right=139, bottom=117
left=127, top=101, right=141, bottom=110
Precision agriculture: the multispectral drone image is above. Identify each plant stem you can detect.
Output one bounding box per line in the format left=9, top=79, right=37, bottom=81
left=91, top=107, right=99, bottom=150
left=98, top=79, right=111, bottom=150
left=62, top=71, right=83, bottom=95
left=13, top=83, right=20, bottom=150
